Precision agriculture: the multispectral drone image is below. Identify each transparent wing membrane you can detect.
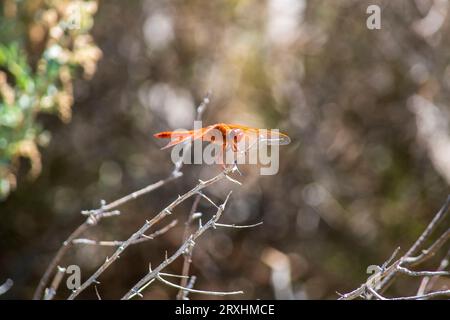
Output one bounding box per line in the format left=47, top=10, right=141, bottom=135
left=258, top=131, right=291, bottom=145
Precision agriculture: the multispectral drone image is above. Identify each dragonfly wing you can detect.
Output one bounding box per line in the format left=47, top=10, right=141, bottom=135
left=154, top=126, right=216, bottom=150
left=228, top=125, right=291, bottom=146
left=160, top=133, right=193, bottom=149
left=259, top=130, right=291, bottom=145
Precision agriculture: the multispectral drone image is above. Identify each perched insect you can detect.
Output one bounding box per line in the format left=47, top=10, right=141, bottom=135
left=154, top=123, right=290, bottom=157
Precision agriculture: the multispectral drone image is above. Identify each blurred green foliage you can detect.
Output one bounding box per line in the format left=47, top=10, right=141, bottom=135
left=0, top=0, right=101, bottom=200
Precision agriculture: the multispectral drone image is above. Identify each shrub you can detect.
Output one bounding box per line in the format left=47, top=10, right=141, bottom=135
left=0, top=0, right=101, bottom=200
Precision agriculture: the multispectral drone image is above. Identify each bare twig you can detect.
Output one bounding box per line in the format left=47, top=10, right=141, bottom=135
left=397, top=266, right=450, bottom=277
left=69, top=167, right=237, bottom=300
left=157, top=274, right=242, bottom=296
left=390, top=289, right=450, bottom=300
left=33, top=222, right=90, bottom=300
left=338, top=247, right=401, bottom=300
left=339, top=195, right=450, bottom=300
left=377, top=195, right=450, bottom=293
left=158, top=272, right=189, bottom=279
left=196, top=91, right=212, bottom=121
left=72, top=220, right=178, bottom=247
left=174, top=92, right=213, bottom=301
left=84, top=175, right=183, bottom=216
left=94, top=285, right=102, bottom=300
left=339, top=257, right=450, bottom=300
left=33, top=173, right=180, bottom=300
left=123, top=191, right=236, bottom=299
left=44, top=266, right=66, bottom=300
left=0, top=278, right=13, bottom=296
left=175, top=204, right=262, bottom=299
left=406, top=196, right=450, bottom=257
left=404, top=229, right=450, bottom=266
left=132, top=279, right=155, bottom=298
left=367, top=286, right=450, bottom=300
left=224, top=174, right=242, bottom=185
left=176, top=194, right=202, bottom=300
left=417, top=248, right=450, bottom=295
left=183, top=276, right=197, bottom=300
left=197, top=191, right=220, bottom=209
left=381, top=247, right=401, bottom=269
left=215, top=221, right=264, bottom=229
left=34, top=92, right=213, bottom=300
left=366, top=286, right=387, bottom=300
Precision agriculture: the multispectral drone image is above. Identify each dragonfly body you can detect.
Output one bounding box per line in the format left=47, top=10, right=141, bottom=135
left=154, top=123, right=291, bottom=153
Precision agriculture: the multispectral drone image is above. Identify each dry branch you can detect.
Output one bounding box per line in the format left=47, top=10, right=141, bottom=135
left=0, top=279, right=13, bottom=296
left=33, top=173, right=180, bottom=300
left=68, top=166, right=238, bottom=299
left=176, top=194, right=202, bottom=300
left=44, top=266, right=66, bottom=300
left=122, top=190, right=243, bottom=299
left=34, top=93, right=212, bottom=300
left=71, top=220, right=178, bottom=247
left=339, top=195, right=450, bottom=300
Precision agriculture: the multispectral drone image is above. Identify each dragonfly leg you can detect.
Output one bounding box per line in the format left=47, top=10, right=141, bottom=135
left=233, top=160, right=243, bottom=176
left=215, top=146, right=226, bottom=169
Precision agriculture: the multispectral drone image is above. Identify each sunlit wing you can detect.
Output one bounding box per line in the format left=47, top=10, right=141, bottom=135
left=227, top=124, right=291, bottom=145
left=154, top=126, right=215, bottom=150
left=154, top=130, right=195, bottom=150
left=257, top=130, right=291, bottom=145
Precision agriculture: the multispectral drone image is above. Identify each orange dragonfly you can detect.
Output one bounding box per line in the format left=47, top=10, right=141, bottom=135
left=154, top=123, right=291, bottom=154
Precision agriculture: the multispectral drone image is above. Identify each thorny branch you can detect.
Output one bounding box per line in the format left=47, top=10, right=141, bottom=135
left=71, top=220, right=178, bottom=247
left=339, top=195, right=450, bottom=300
left=404, top=229, right=450, bottom=266
left=416, top=248, right=450, bottom=295
left=33, top=176, right=179, bottom=300
left=68, top=166, right=239, bottom=300
left=44, top=266, right=66, bottom=300
left=33, top=172, right=181, bottom=300
left=176, top=194, right=202, bottom=300
left=34, top=93, right=212, bottom=300
left=122, top=190, right=244, bottom=299
left=176, top=200, right=263, bottom=300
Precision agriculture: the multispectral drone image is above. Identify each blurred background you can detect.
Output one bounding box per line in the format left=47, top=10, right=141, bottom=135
left=1, top=0, right=450, bottom=299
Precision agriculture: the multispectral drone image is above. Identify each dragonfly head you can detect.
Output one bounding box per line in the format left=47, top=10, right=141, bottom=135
left=228, top=128, right=244, bottom=144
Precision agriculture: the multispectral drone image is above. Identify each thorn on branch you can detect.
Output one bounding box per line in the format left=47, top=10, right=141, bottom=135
left=94, top=285, right=102, bottom=300
left=131, top=288, right=144, bottom=298
left=197, top=191, right=219, bottom=209
left=191, top=212, right=202, bottom=220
